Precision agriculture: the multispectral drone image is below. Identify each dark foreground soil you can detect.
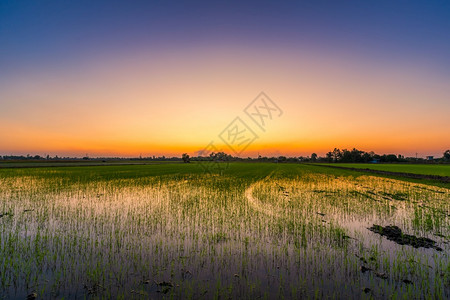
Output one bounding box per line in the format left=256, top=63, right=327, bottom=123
left=368, top=225, right=443, bottom=251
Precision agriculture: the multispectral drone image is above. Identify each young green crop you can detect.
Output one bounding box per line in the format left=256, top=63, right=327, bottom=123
left=0, top=163, right=448, bottom=298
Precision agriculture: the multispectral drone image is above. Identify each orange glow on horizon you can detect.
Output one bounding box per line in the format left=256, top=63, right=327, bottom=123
left=1, top=46, right=449, bottom=158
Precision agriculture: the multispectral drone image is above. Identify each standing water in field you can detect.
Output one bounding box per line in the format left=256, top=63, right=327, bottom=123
left=0, top=165, right=448, bottom=299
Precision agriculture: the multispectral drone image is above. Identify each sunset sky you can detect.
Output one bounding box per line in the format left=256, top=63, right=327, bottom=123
left=1, top=1, right=449, bottom=158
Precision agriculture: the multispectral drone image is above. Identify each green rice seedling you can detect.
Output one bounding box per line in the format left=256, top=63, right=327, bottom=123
left=0, top=163, right=448, bottom=298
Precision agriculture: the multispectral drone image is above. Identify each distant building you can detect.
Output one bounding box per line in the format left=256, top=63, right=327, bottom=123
left=370, top=159, right=380, bottom=163
left=426, top=156, right=434, bottom=161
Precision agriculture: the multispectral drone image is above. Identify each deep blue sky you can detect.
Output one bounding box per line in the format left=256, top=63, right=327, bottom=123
left=1, top=0, right=450, bottom=76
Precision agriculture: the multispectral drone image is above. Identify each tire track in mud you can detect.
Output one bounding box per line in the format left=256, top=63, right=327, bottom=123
left=245, top=182, right=280, bottom=218
left=244, top=171, right=281, bottom=218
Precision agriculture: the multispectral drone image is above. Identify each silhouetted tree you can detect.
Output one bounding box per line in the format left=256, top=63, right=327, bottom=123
left=362, top=152, right=372, bottom=162
left=208, top=152, right=232, bottom=162
left=444, top=150, right=450, bottom=160
left=182, top=153, right=190, bottom=163
left=332, top=148, right=342, bottom=162
left=383, top=154, right=398, bottom=162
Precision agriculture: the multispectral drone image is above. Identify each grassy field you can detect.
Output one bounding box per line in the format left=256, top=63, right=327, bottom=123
left=320, top=163, right=450, bottom=177
left=0, top=163, right=448, bottom=299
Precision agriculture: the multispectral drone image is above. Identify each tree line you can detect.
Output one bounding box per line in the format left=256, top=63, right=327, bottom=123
left=181, top=149, right=450, bottom=164
left=2, top=149, right=449, bottom=164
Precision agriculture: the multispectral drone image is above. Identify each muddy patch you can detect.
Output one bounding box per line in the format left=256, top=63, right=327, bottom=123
left=368, top=225, right=443, bottom=251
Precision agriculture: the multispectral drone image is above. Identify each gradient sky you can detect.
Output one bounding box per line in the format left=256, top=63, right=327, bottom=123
left=1, top=0, right=449, bottom=157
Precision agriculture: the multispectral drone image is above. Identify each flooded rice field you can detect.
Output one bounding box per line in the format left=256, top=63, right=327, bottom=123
left=0, top=164, right=448, bottom=299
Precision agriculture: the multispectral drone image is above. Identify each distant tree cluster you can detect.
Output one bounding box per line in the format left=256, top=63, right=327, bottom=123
left=322, top=148, right=400, bottom=163
left=1, top=154, right=46, bottom=160
left=314, top=148, right=450, bottom=164
left=182, top=153, right=190, bottom=163
left=190, top=152, right=233, bottom=162
left=0, top=155, right=184, bottom=162
left=444, top=150, right=450, bottom=161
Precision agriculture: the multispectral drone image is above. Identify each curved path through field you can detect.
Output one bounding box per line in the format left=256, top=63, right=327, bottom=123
left=244, top=171, right=282, bottom=218
left=245, top=182, right=280, bottom=218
